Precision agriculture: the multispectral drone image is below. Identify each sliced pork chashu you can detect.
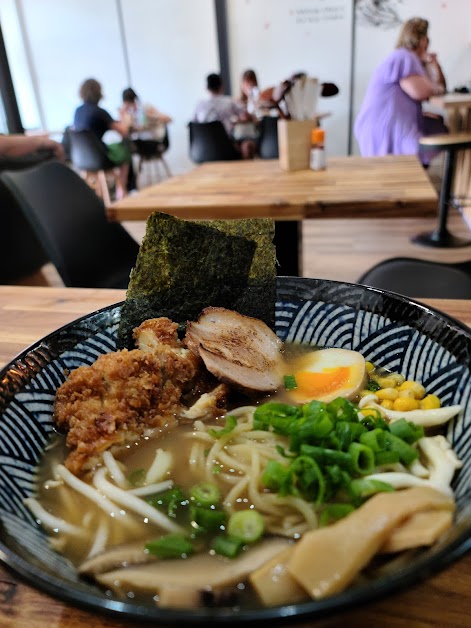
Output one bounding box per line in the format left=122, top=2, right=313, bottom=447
left=185, top=307, right=284, bottom=393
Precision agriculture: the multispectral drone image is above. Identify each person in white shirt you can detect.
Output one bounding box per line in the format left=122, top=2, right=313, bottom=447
left=193, top=73, right=256, bottom=159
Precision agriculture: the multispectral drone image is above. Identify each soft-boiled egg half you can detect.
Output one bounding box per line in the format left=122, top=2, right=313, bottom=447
left=284, top=348, right=367, bottom=403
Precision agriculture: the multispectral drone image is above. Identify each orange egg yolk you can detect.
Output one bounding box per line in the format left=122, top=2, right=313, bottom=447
left=294, top=367, right=350, bottom=398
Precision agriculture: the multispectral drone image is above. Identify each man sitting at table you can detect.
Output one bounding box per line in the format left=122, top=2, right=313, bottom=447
left=193, top=73, right=256, bottom=159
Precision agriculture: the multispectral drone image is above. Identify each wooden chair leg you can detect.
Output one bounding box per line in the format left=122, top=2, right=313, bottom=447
left=97, top=170, right=111, bottom=207
left=82, top=171, right=100, bottom=196
left=160, top=156, right=172, bottom=178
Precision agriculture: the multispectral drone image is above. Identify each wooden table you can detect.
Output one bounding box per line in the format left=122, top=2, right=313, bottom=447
left=0, top=286, right=469, bottom=628
left=108, top=156, right=437, bottom=277
left=108, top=156, right=437, bottom=222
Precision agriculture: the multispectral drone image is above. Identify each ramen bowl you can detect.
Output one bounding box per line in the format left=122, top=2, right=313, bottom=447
left=0, top=277, right=470, bottom=624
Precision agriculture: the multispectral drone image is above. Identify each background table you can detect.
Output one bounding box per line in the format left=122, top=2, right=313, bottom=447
left=109, top=156, right=437, bottom=277
left=0, top=286, right=469, bottom=627
left=430, top=93, right=471, bottom=224
left=108, top=156, right=437, bottom=222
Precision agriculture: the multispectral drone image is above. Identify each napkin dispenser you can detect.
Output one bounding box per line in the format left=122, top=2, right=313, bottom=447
left=278, top=119, right=318, bottom=171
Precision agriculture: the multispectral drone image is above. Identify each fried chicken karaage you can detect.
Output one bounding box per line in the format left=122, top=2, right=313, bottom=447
left=54, top=318, right=210, bottom=475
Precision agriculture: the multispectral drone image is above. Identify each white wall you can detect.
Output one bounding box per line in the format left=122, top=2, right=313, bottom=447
left=227, top=0, right=353, bottom=156
left=17, top=0, right=127, bottom=133
left=352, top=0, right=471, bottom=153
left=120, top=0, right=218, bottom=173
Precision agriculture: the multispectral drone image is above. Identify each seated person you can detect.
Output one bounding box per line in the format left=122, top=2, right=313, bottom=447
left=239, top=69, right=260, bottom=116
left=193, top=73, right=256, bottom=159
left=354, top=17, right=447, bottom=166
left=73, top=78, right=130, bottom=199
left=119, top=87, right=172, bottom=139
left=0, top=133, right=64, bottom=161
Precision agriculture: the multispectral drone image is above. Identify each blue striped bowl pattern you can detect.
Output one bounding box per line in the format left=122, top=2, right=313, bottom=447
left=0, top=277, right=470, bottom=624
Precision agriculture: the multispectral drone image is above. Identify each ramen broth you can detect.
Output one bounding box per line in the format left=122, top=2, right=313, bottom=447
left=37, top=416, right=255, bottom=565
left=32, top=342, right=461, bottom=607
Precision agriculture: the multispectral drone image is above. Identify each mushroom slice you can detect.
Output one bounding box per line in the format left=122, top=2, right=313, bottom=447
left=185, top=307, right=284, bottom=393
left=79, top=542, right=155, bottom=576
left=96, top=538, right=291, bottom=594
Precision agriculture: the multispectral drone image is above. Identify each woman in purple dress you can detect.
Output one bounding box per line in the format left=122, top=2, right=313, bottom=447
left=354, top=17, right=447, bottom=165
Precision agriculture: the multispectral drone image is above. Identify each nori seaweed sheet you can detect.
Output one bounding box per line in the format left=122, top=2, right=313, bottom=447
left=118, top=213, right=275, bottom=348
left=199, top=219, right=276, bottom=325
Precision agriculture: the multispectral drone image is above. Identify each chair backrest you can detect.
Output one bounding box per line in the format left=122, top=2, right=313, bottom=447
left=0, top=178, right=49, bottom=283
left=0, top=161, right=139, bottom=289
left=62, top=125, right=72, bottom=162
left=69, top=129, right=114, bottom=171
left=257, top=116, right=279, bottom=159
left=188, top=121, right=240, bottom=163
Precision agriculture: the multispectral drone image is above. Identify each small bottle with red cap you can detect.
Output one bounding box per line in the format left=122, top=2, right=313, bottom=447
left=309, top=127, right=326, bottom=171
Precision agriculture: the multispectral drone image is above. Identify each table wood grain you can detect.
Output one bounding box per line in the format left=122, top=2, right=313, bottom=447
left=0, top=286, right=469, bottom=628
left=107, top=156, right=438, bottom=222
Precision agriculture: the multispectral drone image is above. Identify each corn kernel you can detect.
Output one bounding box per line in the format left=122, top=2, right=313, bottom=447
left=380, top=399, right=394, bottom=410
left=399, top=389, right=415, bottom=399
left=376, top=387, right=399, bottom=401
left=388, top=373, right=405, bottom=386
left=377, top=376, right=397, bottom=389
left=365, top=362, right=375, bottom=373
left=420, top=394, right=441, bottom=410
left=360, top=389, right=375, bottom=397
left=393, top=397, right=420, bottom=412
left=360, top=407, right=378, bottom=417
left=398, top=381, right=426, bottom=400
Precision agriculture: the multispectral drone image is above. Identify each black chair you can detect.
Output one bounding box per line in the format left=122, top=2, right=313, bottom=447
left=257, top=116, right=279, bottom=159
left=357, top=257, right=471, bottom=299
left=133, top=126, right=171, bottom=183
left=0, top=161, right=139, bottom=289
left=413, top=133, right=471, bottom=248
left=68, top=129, right=121, bottom=206
left=188, top=121, right=241, bottom=163
left=0, top=178, right=49, bottom=284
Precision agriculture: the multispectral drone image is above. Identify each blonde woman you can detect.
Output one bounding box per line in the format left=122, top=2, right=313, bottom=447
left=354, top=17, right=447, bottom=165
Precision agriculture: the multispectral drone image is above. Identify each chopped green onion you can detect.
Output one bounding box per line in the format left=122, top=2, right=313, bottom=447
left=326, top=398, right=359, bottom=422
left=190, top=505, right=227, bottom=532
left=335, top=421, right=367, bottom=450
left=319, top=503, right=355, bottom=527
left=284, top=374, right=298, bottom=390
left=359, top=428, right=387, bottom=452
left=291, top=455, right=326, bottom=504
left=211, top=535, right=244, bottom=558
left=349, top=478, right=394, bottom=501
left=374, top=450, right=400, bottom=466
left=208, top=415, right=237, bottom=439
left=145, top=534, right=193, bottom=559
left=127, top=468, right=146, bottom=487
left=366, top=380, right=381, bottom=392
left=146, top=487, right=188, bottom=518
left=227, top=510, right=265, bottom=543
left=389, top=418, right=424, bottom=444
left=190, top=482, right=221, bottom=507
left=385, top=432, right=418, bottom=466
left=300, top=444, right=352, bottom=470
left=348, top=442, right=375, bottom=475
left=253, top=402, right=302, bottom=433
left=261, top=460, right=291, bottom=494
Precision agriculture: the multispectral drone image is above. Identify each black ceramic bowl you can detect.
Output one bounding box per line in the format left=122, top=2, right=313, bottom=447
left=0, top=277, right=470, bottom=624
